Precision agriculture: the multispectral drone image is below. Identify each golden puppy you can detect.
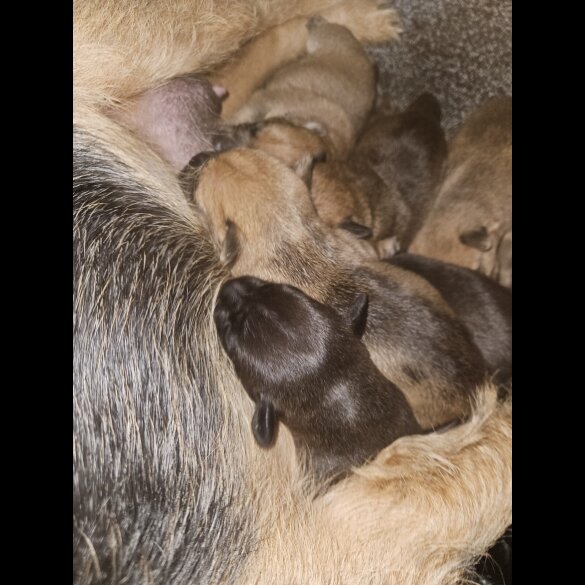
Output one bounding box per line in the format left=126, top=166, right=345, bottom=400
left=227, top=17, right=377, bottom=159
left=409, top=96, right=512, bottom=287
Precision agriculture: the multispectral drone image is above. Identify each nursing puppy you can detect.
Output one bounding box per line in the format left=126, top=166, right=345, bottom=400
left=352, top=93, right=448, bottom=247
left=212, top=1, right=402, bottom=118
left=409, top=96, right=512, bottom=287
left=228, top=18, right=377, bottom=159
left=230, top=94, right=445, bottom=259
left=226, top=116, right=405, bottom=259
left=214, top=276, right=422, bottom=481
left=389, top=253, right=512, bottom=383
left=186, top=147, right=486, bottom=428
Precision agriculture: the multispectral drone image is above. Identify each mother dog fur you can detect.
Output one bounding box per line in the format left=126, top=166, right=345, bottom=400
left=74, top=1, right=511, bottom=583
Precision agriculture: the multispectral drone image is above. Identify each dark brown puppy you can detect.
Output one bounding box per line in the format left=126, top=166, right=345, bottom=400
left=214, top=276, right=422, bottom=481
left=388, top=254, right=512, bottom=384
left=352, top=93, right=448, bottom=248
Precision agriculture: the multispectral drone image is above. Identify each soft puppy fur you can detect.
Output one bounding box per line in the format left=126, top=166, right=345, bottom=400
left=229, top=93, right=446, bottom=259
left=186, top=147, right=486, bottom=429
left=353, top=92, right=448, bottom=248
left=228, top=17, right=377, bottom=159
left=389, top=253, right=512, bottom=384
left=409, top=96, right=512, bottom=287
left=214, top=276, right=422, bottom=482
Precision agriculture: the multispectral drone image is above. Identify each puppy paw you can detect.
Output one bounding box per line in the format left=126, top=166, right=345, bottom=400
left=319, top=0, right=402, bottom=44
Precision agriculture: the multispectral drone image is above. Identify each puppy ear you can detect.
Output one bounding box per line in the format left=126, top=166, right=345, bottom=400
left=178, top=151, right=217, bottom=198
left=220, top=220, right=240, bottom=268
left=338, top=218, right=373, bottom=240
left=252, top=401, right=278, bottom=448
left=292, top=153, right=318, bottom=190
left=459, top=226, right=493, bottom=251
left=344, top=292, right=369, bottom=339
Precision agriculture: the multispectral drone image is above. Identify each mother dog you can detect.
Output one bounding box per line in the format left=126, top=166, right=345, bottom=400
left=73, top=1, right=512, bottom=583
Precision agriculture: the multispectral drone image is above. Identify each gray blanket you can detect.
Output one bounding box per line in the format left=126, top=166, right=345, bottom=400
left=368, top=0, right=511, bottom=136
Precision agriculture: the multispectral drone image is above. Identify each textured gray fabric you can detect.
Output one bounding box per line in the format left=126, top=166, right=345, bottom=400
left=368, top=0, right=511, bottom=137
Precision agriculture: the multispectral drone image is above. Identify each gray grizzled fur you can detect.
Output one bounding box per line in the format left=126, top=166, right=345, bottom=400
left=367, top=0, right=512, bottom=137
left=73, top=130, right=253, bottom=583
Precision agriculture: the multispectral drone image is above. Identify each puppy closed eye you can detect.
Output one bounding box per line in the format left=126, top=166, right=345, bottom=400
left=338, top=218, right=373, bottom=240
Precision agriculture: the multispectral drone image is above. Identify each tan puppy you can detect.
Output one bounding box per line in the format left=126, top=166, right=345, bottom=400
left=212, top=1, right=402, bottom=118
left=311, top=158, right=410, bottom=258
left=409, top=96, right=512, bottom=287
left=228, top=18, right=377, bottom=159
left=231, top=93, right=445, bottom=259
left=185, top=147, right=487, bottom=429
left=228, top=116, right=406, bottom=258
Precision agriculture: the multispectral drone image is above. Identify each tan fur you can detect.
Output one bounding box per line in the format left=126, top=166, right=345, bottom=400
left=193, top=148, right=484, bottom=428
left=241, top=119, right=407, bottom=259
left=213, top=0, right=401, bottom=118
left=410, top=97, right=512, bottom=287
left=228, top=19, right=377, bottom=158
left=246, top=118, right=328, bottom=167
left=243, top=385, right=511, bottom=585
left=75, top=1, right=510, bottom=580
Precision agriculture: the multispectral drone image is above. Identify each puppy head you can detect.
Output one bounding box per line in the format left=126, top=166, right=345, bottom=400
left=242, top=118, right=327, bottom=169
left=214, top=276, right=369, bottom=447
left=188, top=148, right=321, bottom=271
